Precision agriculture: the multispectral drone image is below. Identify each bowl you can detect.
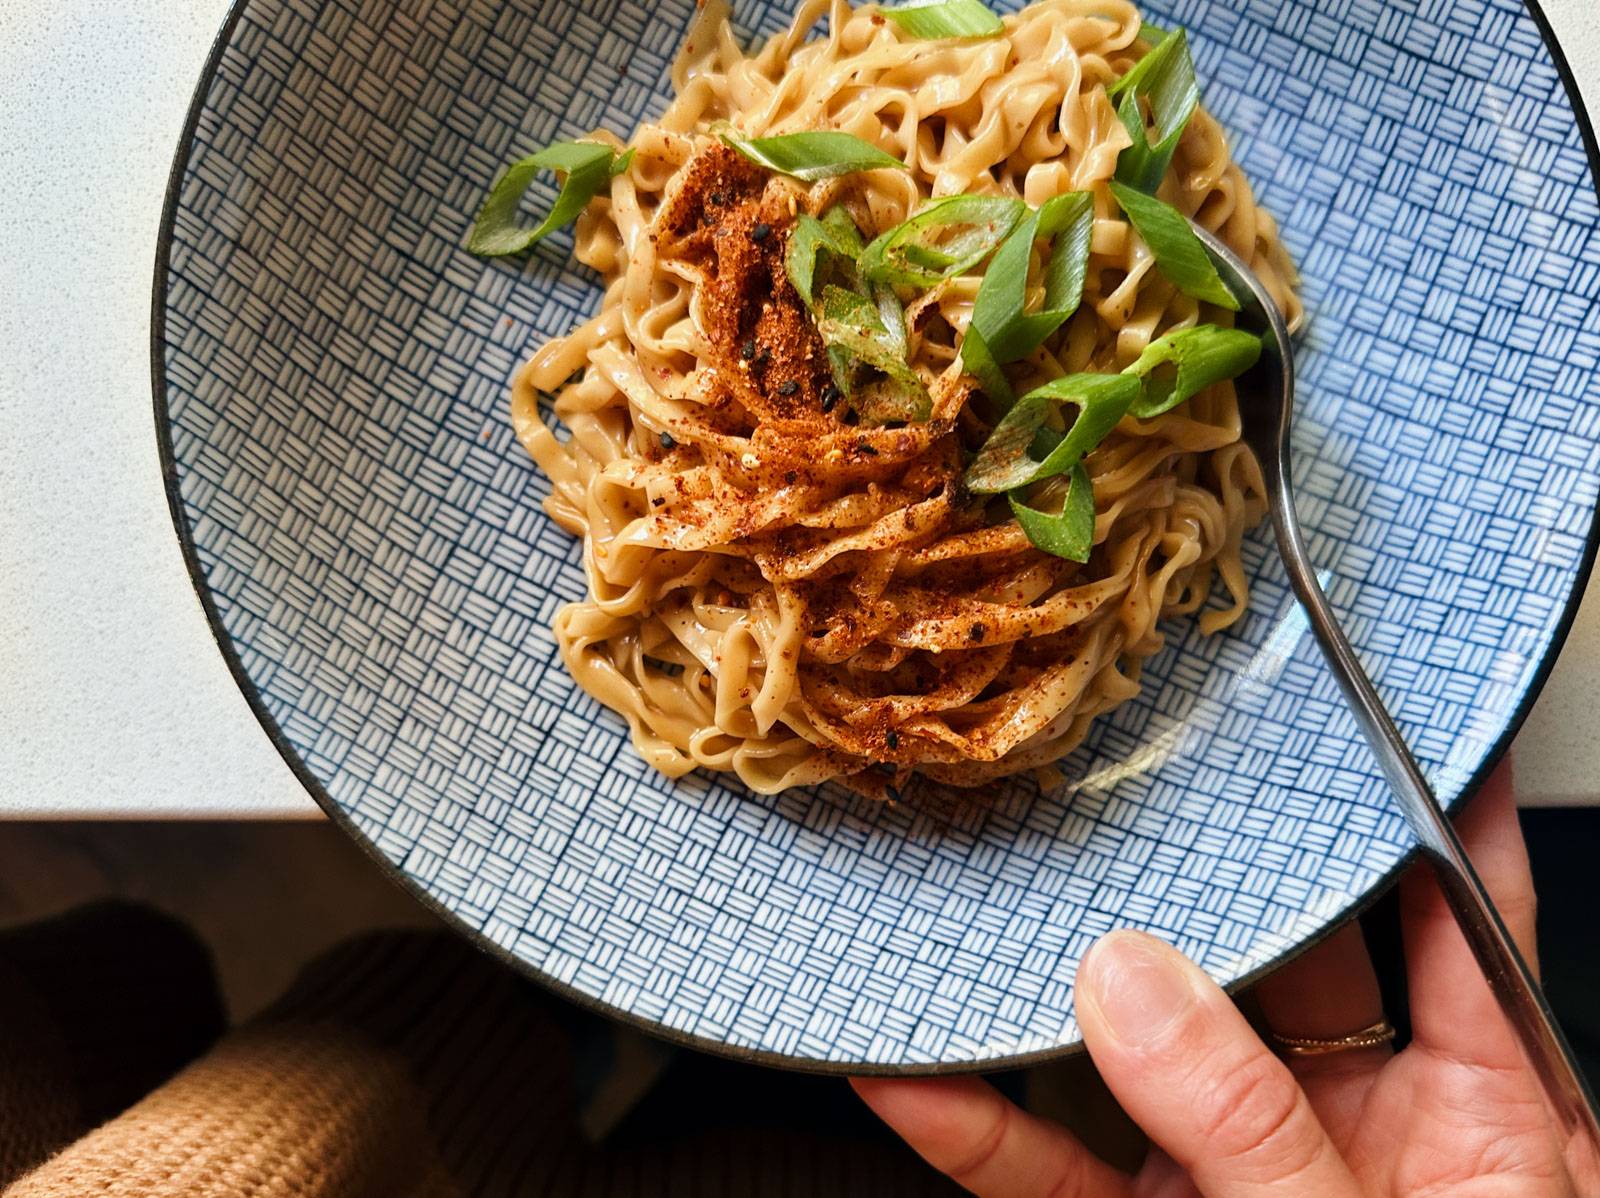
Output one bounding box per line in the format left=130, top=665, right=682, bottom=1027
left=155, top=0, right=1600, bottom=1070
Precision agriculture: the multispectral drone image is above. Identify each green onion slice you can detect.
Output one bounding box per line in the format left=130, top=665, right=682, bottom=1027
left=965, top=373, right=1139, bottom=493
left=860, top=195, right=1025, bottom=287
left=1123, top=323, right=1262, bottom=418
left=960, top=191, right=1094, bottom=398
left=1010, top=463, right=1096, bottom=562
left=875, top=283, right=909, bottom=357
left=786, top=208, right=865, bottom=307
left=816, top=285, right=929, bottom=422
left=958, top=324, right=1012, bottom=407
left=1110, top=182, right=1239, bottom=310
left=880, top=0, right=1004, bottom=40
left=825, top=344, right=856, bottom=396
left=1107, top=28, right=1198, bottom=193
left=719, top=129, right=907, bottom=181
left=467, top=141, right=632, bottom=257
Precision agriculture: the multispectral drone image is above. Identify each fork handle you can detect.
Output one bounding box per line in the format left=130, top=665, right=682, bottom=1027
left=1271, top=499, right=1600, bottom=1185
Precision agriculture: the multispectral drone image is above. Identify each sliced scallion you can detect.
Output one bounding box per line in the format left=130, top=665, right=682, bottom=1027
left=823, top=205, right=865, bottom=248
left=816, top=285, right=929, bottom=422
left=719, top=129, right=907, bottom=181
left=860, top=195, right=1025, bottom=287
left=786, top=208, right=864, bottom=307
left=1123, top=323, right=1262, bottom=418
left=875, top=283, right=909, bottom=357
left=467, top=141, right=631, bottom=257
left=880, top=0, right=1005, bottom=40
left=965, top=373, right=1139, bottom=494
left=959, top=191, right=1094, bottom=400
left=1110, top=182, right=1239, bottom=310
left=1107, top=28, right=1198, bottom=193
left=958, top=324, right=1011, bottom=407
left=1138, top=19, right=1172, bottom=44
left=1010, top=463, right=1096, bottom=562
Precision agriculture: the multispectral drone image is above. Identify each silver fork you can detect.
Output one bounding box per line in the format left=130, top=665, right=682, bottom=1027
left=1190, top=219, right=1600, bottom=1182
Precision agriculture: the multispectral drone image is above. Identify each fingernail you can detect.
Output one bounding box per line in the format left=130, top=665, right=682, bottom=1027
left=1078, top=930, right=1199, bottom=1048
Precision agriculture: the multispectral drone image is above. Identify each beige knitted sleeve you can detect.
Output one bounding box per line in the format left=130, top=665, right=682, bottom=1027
left=6, top=1026, right=459, bottom=1198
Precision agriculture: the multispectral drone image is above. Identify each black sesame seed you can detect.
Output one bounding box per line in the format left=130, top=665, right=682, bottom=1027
left=784, top=470, right=798, bottom=484
left=820, top=383, right=841, bottom=412
left=711, top=191, right=728, bottom=205
left=751, top=222, right=772, bottom=243
left=858, top=442, right=878, bottom=456
left=968, top=622, right=987, bottom=643
left=659, top=431, right=676, bottom=449
left=777, top=379, right=798, bottom=397
left=740, top=339, right=757, bottom=361
left=885, top=730, right=900, bottom=750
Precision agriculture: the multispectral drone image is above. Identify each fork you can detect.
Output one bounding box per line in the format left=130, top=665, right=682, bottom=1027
left=1189, top=218, right=1600, bottom=1183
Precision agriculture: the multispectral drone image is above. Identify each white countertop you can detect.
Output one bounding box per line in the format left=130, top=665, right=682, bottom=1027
left=3, top=0, right=1598, bottom=818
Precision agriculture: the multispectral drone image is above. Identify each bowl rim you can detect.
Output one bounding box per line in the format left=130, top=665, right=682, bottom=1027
left=151, top=0, right=1600, bottom=1075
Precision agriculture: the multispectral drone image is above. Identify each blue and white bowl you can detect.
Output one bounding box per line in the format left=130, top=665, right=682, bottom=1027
left=156, top=0, right=1600, bottom=1070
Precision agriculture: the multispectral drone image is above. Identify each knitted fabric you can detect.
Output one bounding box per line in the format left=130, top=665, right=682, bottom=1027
left=7, top=1028, right=457, bottom=1198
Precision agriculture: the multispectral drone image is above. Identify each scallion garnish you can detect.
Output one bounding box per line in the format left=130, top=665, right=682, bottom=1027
left=826, top=206, right=866, bottom=243
left=875, top=283, right=909, bottom=357
left=1010, top=463, right=1096, bottom=562
left=860, top=195, right=1025, bottom=287
left=959, top=191, right=1093, bottom=401
left=880, top=0, right=1004, bottom=40
left=467, top=141, right=632, bottom=257
left=1122, top=323, right=1262, bottom=418
left=816, top=285, right=929, bottom=422
left=788, top=211, right=914, bottom=406
left=965, top=374, right=1139, bottom=494
left=1109, top=182, right=1239, bottom=310
left=1107, top=28, right=1198, bottom=194
left=719, top=129, right=908, bottom=181
left=1137, top=19, right=1172, bottom=44
left=786, top=208, right=865, bottom=307
left=958, top=324, right=1011, bottom=407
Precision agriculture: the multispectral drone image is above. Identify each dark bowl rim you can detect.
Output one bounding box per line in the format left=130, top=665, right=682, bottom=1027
left=151, top=0, right=1600, bottom=1077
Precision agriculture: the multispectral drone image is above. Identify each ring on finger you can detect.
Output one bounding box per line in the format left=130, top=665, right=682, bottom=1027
left=1269, top=1019, right=1396, bottom=1057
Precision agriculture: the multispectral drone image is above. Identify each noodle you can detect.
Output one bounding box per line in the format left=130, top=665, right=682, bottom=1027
left=511, top=0, right=1299, bottom=795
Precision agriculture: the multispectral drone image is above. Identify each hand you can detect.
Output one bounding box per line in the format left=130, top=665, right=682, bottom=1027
left=854, top=762, right=1589, bottom=1196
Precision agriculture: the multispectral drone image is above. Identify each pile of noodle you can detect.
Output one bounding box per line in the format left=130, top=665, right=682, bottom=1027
left=512, top=0, right=1300, bottom=795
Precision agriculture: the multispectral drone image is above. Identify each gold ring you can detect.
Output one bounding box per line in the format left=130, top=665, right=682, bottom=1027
left=1269, top=1019, right=1396, bottom=1056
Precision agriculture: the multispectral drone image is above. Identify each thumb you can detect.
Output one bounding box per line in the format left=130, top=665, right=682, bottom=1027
left=1075, top=931, right=1359, bottom=1198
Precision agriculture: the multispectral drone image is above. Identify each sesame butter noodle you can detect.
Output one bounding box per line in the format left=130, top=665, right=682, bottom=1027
left=512, top=0, right=1300, bottom=796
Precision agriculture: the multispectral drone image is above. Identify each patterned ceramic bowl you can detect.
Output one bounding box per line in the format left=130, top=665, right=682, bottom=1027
left=156, top=0, right=1600, bottom=1070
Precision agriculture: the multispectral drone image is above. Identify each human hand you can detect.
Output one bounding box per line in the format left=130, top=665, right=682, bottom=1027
left=854, top=763, right=1592, bottom=1195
